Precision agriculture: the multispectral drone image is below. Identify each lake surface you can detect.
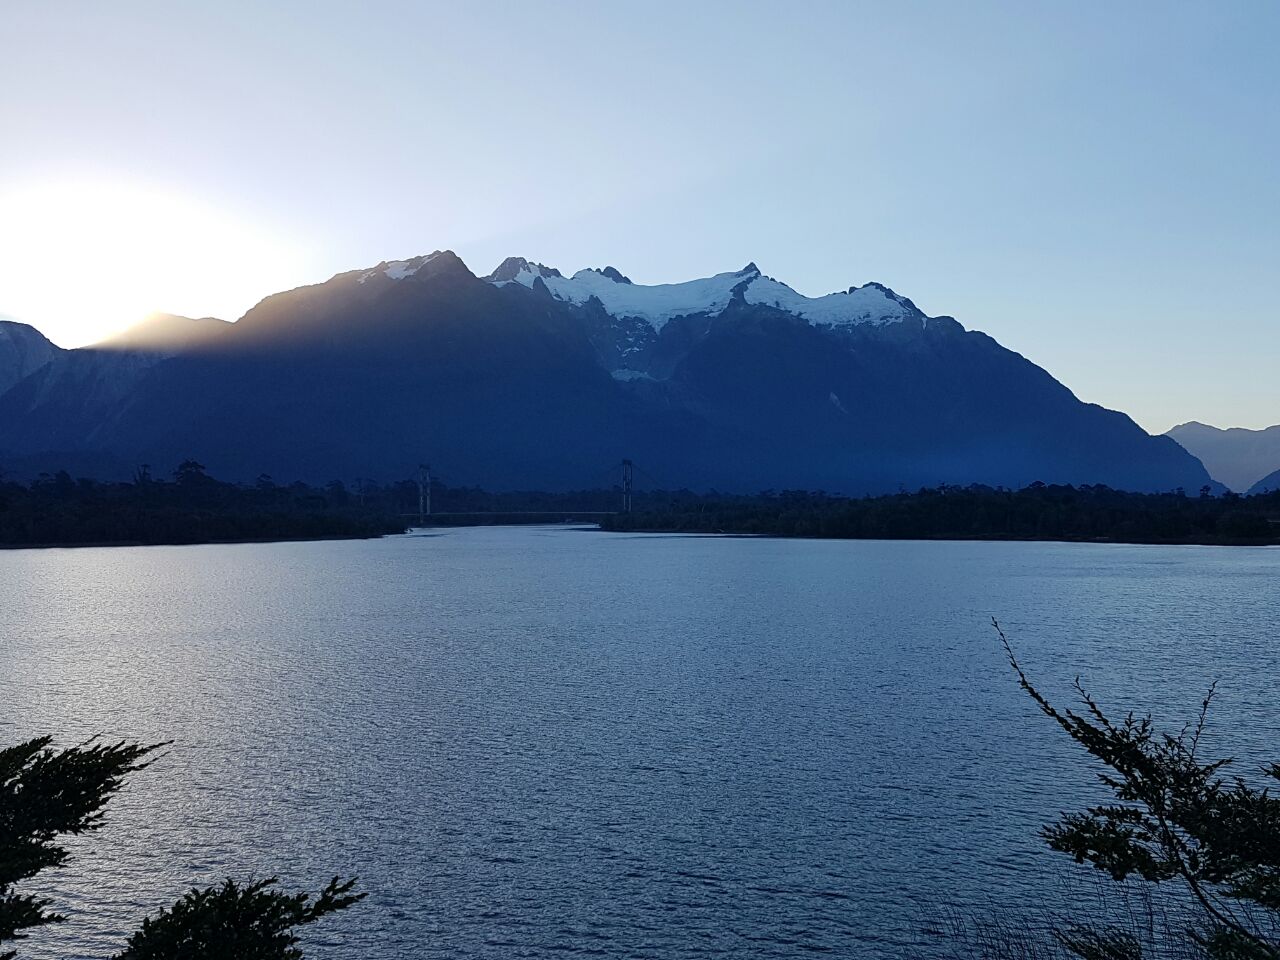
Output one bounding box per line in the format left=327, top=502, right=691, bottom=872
left=1, top=527, right=1277, bottom=958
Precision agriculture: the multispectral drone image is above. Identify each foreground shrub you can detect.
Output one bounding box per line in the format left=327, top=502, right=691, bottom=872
left=0, top=735, right=361, bottom=959
left=993, top=619, right=1280, bottom=959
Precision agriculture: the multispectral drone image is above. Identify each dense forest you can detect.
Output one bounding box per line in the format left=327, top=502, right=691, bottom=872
left=603, top=483, right=1280, bottom=545
left=0, top=461, right=645, bottom=546
left=0, top=461, right=407, bottom=546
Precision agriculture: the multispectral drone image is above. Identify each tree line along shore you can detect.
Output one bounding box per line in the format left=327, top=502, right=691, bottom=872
left=600, top=483, right=1280, bottom=546
left=3, top=464, right=1279, bottom=547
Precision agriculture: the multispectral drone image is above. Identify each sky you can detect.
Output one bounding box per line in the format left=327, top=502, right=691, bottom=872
left=1, top=0, right=1276, bottom=433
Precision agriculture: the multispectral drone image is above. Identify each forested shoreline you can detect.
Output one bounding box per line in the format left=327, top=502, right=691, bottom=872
left=6, top=465, right=1280, bottom=548
left=602, top=484, right=1280, bottom=545
left=0, top=461, right=407, bottom=546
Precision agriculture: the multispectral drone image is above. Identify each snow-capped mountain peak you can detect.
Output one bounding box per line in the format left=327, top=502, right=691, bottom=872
left=355, top=251, right=448, bottom=284
left=593, top=266, right=632, bottom=284
left=492, top=263, right=759, bottom=330
left=742, top=274, right=922, bottom=328
left=485, top=257, right=563, bottom=285
left=484, top=258, right=921, bottom=331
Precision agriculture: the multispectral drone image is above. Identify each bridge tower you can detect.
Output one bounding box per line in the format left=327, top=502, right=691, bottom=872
left=417, top=463, right=432, bottom=524
left=621, top=459, right=634, bottom=513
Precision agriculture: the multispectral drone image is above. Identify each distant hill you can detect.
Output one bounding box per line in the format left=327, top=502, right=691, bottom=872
left=0, top=314, right=231, bottom=457
left=1166, top=421, right=1280, bottom=493
left=94, top=313, right=231, bottom=355
left=0, top=251, right=1215, bottom=495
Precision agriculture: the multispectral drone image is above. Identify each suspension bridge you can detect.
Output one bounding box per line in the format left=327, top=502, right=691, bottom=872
left=402, top=459, right=653, bottom=526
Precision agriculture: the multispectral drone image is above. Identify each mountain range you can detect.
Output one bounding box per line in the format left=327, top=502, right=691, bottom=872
left=1166, top=421, right=1280, bottom=494
left=0, top=251, right=1217, bottom=494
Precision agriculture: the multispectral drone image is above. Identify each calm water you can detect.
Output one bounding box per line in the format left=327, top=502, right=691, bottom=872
left=1, top=527, right=1277, bottom=958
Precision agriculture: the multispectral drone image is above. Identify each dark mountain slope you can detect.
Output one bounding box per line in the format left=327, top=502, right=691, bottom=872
left=649, top=301, right=1211, bottom=493
left=1249, top=468, right=1280, bottom=495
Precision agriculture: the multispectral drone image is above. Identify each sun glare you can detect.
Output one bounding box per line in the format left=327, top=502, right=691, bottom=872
left=0, top=180, right=305, bottom=347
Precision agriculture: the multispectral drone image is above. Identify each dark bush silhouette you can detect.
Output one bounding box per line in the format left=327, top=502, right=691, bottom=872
left=0, top=736, right=361, bottom=959
left=997, top=620, right=1280, bottom=959
left=0, top=736, right=159, bottom=956
left=117, top=878, right=362, bottom=960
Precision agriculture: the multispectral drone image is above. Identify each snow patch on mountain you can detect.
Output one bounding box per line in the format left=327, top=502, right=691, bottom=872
left=486, top=257, right=563, bottom=284
left=546, top=267, right=753, bottom=330
left=745, top=276, right=920, bottom=327
left=357, top=251, right=444, bottom=284
left=491, top=262, right=755, bottom=330
left=486, top=259, right=922, bottom=331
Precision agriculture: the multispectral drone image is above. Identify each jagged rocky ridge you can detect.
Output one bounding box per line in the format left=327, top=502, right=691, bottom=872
left=0, top=251, right=1215, bottom=494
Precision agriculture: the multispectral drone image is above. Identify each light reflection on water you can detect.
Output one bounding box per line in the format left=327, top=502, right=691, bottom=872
left=0, top=527, right=1276, bottom=958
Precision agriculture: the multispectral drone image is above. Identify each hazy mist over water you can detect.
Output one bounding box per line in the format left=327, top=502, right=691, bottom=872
left=1, top=527, right=1277, bottom=958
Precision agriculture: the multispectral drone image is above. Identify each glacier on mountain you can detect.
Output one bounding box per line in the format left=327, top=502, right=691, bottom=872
left=483, top=258, right=921, bottom=331
left=356, top=252, right=444, bottom=284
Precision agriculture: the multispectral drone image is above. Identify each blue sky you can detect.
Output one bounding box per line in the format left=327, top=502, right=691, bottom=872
left=1, top=1, right=1276, bottom=432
